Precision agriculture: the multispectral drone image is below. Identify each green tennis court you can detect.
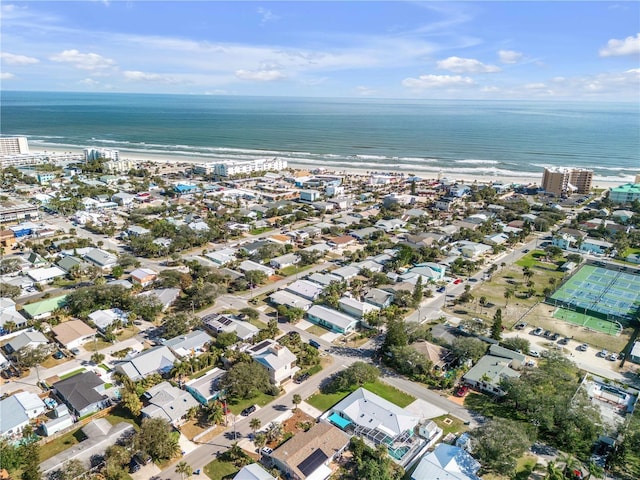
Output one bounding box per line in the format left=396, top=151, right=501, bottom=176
left=552, top=307, right=623, bottom=335
left=547, top=264, right=640, bottom=335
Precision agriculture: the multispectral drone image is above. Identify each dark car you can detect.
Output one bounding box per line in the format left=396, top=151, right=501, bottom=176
left=241, top=405, right=256, bottom=416
left=133, top=453, right=152, bottom=465
left=550, top=333, right=560, bottom=341
left=295, top=373, right=310, bottom=384
left=437, top=286, right=446, bottom=293
left=558, top=337, right=570, bottom=345
left=308, top=339, right=321, bottom=349
left=53, top=350, right=65, bottom=359
left=129, top=459, right=142, bottom=473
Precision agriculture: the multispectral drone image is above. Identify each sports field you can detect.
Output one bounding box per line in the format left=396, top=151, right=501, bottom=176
left=548, top=264, right=640, bottom=335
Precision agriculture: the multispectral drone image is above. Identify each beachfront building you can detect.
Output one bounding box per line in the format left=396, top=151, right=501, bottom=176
left=609, top=183, right=640, bottom=204
left=84, top=147, right=120, bottom=162
left=0, top=137, right=30, bottom=156
left=541, top=167, right=593, bottom=196
left=0, top=201, right=40, bottom=224
left=214, top=158, right=287, bottom=177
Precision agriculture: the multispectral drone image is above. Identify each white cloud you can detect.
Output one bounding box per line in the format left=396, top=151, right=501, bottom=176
left=402, top=74, right=475, bottom=89
left=235, top=69, right=286, bottom=81
left=257, top=7, right=279, bottom=25
left=0, top=72, right=16, bottom=80
left=355, top=86, right=377, bottom=96
left=0, top=52, right=39, bottom=65
left=49, top=49, right=115, bottom=70
left=123, top=70, right=183, bottom=84
left=599, top=33, right=640, bottom=57
left=437, top=56, right=500, bottom=73
left=79, top=78, right=100, bottom=87
left=498, top=49, right=523, bottom=64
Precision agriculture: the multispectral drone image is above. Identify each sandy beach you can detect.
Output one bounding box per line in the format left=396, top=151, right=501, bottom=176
left=46, top=147, right=627, bottom=191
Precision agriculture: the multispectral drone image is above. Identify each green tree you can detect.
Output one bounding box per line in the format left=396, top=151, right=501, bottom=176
left=207, top=402, right=225, bottom=426
left=265, top=422, right=284, bottom=443
left=91, top=352, right=105, bottom=365
left=412, top=276, right=423, bottom=307
left=249, top=418, right=262, bottom=435
left=504, top=288, right=513, bottom=307
left=216, top=331, right=238, bottom=349
left=175, top=460, right=192, bottom=480
left=254, top=433, right=267, bottom=453
left=292, top=394, right=302, bottom=412
left=451, top=337, right=487, bottom=364
left=121, top=390, right=143, bottom=417
left=20, top=442, right=41, bottom=480
left=244, top=270, right=268, bottom=287
left=220, top=361, right=272, bottom=400
left=491, top=308, right=503, bottom=340
left=501, top=337, right=530, bottom=355
left=111, top=265, right=124, bottom=279
left=239, top=307, right=260, bottom=320
left=134, top=418, right=180, bottom=461
left=471, top=418, right=531, bottom=476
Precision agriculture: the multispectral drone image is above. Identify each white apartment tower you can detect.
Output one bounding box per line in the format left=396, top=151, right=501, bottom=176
left=0, top=137, right=30, bottom=156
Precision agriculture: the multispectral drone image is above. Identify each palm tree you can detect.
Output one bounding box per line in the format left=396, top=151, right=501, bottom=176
left=249, top=418, right=261, bottom=436
left=545, top=461, right=564, bottom=480
left=504, top=288, right=513, bottom=307
left=265, top=422, right=284, bottom=443
left=175, top=461, right=192, bottom=480
left=207, top=402, right=224, bottom=426
left=292, top=394, right=302, bottom=412
left=254, top=432, right=267, bottom=454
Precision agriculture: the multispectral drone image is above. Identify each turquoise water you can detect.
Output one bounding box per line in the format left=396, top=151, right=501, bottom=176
left=1, top=91, right=638, bottom=183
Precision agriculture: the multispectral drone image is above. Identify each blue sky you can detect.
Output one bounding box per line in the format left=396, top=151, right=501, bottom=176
left=1, top=1, right=638, bottom=100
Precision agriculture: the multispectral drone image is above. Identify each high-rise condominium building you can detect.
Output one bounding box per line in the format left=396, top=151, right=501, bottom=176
left=541, top=167, right=593, bottom=196
left=0, top=137, right=30, bottom=156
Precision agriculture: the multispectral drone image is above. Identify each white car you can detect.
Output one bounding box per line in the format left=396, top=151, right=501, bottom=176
left=529, top=350, right=540, bottom=358
left=608, top=353, right=619, bottom=361
left=261, top=447, right=273, bottom=456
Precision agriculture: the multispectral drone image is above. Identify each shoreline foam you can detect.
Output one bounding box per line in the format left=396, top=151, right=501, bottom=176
left=42, top=146, right=627, bottom=190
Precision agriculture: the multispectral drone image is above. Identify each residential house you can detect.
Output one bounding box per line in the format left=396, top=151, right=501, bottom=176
left=189, top=221, right=210, bottom=232
left=248, top=339, right=299, bottom=386
left=327, top=235, right=356, bottom=251
left=268, top=290, right=313, bottom=311
left=111, top=192, right=136, bottom=206
left=306, top=305, right=359, bottom=334
left=629, top=341, right=640, bottom=364
left=338, top=296, right=380, bottom=319
left=580, top=238, right=613, bottom=255
left=185, top=368, right=225, bottom=404
left=350, top=227, right=379, bottom=241
left=141, top=381, right=199, bottom=427
left=3, top=329, right=49, bottom=354
left=163, top=330, right=213, bottom=358
left=270, top=422, right=350, bottom=480
left=204, top=248, right=237, bottom=266
left=202, top=313, right=259, bottom=341
left=84, top=248, right=118, bottom=271
left=0, top=297, right=28, bottom=330
left=238, top=260, right=275, bottom=278
left=88, top=308, right=128, bottom=333
left=353, top=259, right=384, bottom=273
left=484, top=233, right=509, bottom=246
left=306, top=272, right=341, bottom=287
left=411, top=340, right=454, bottom=372
left=332, top=265, right=360, bottom=281
left=53, top=371, right=109, bottom=417
left=457, top=241, right=492, bottom=259
left=21, top=295, right=67, bottom=320
left=0, top=392, right=46, bottom=438
left=56, top=256, right=90, bottom=274
left=138, top=288, right=180, bottom=311
left=235, top=464, right=277, bottom=480
left=326, top=388, right=424, bottom=466
left=51, top=320, right=96, bottom=350
left=27, top=266, right=66, bottom=284
left=126, top=225, right=151, bottom=237
left=285, top=279, right=324, bottom=301
left=411, top=443, right=481, bottom=480
left=364, top=288, right=395, bottom=309
left=375, top=218, right=406, bottom=233
left=299, top=189, right=321, bottom=202
left=130, top=267, right=158, bottom=286
left=462, top=345, right=523, bottom=396
left=270, top=253, right=299, bottom=270
left=114, top=345, right=177, bottom=381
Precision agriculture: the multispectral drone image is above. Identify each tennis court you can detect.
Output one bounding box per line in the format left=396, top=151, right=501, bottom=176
left=547, top=264, right=640, bottom=334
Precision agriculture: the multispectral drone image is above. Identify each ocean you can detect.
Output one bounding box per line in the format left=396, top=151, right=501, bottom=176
left=1, top=91, right=638, bottom=183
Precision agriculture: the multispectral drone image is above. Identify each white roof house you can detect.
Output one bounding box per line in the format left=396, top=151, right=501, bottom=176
left=285, top=279, right=323, bottom=301
left=411, top=443, right=481, bottom=480
left=163, top=330, right=213, bottom=358
left=268, top=290, right=313, bottom=311
left=141, top=381, right=199, bottom=426
left=0, top=392, right=46, bottom=438
left=205, top=248, right=237, bottom=266
left=0, top=297, right=28, bottom=329
left=88, top=308, right=128, bottom=332
left=138, top=288, right=180, bottom=311
left=27, top=266, right=66, bottom=283
left=3, top=329, right=49, bottom=354
left=84, top=248, right=118, bottom=270
left=306, top=305, right=359, bottom=334
left=114, top=345, right=177, bottom=381
left=332, top=265, right=360, bottom=281
left=339, top=296, right=380, bottom=319
left=235, top=464, right=277, bottom=480
left=249, top=339, right=299, bottom=386
left=202, top=313, right=259, bottom=341
left=238, top=260, right=275, bottom=278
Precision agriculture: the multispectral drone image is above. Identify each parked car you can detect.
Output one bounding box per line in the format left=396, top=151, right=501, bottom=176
left=133, top=453, right=152, bottom=465
left=529, top=350, right=540, bottom=358
left=453, top=278, right=463, bottom=285
left=543, top=330, right=552, bottom=338
left=308, top=339, right=321, bottom=349
left=609, top=353, right=619, bottom=361
left=558, top=337, right=570, bottom=345
left=437, top=286, right=446, bottom=293
left=515, top=322, right=527, bottom=330
left=241, top=405, right=257, bottom=416
left=599, top=349, right=609, bottom=358
left=577, top=343, right=588, bottom=352
left=531, top=327, right=543, bottom=336
left=454, top=385, right=469, bottom=397
left=261, top=447, right=273, bottom=456
left=53, top=350, right=65, bottom=359
left=70, top=348, right=81, bottom=356
left=129, top=459, right=142, bottom=473
left=550, top=333, right=560, bottom=341
left=295, top=373, right=310, bottom=384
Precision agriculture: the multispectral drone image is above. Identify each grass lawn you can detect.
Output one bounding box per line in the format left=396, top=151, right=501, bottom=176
left=59, top=368, right=85, bottom=380
left=622, top=247, right=640, bottom=258
left=432, top=414, right=469, bottom=437
left=40, top=356, right=71, bottom=369
left=227, top=391, right=280, bottom=415
left=306, top=380, right=416, bottom=412
left=515, top=250, right=547, bottom=268
left=85, top=339, right=113, bottom=352
left=249, top=227, right=272, bottom=235
left=40, top=428, right=87, bottom=462
left=306, top=324, right=331, bottom=336
left=247, top=318, right=267, bottom=330
left=203, top=459, right=241, bottom=480
left=280, top=264, right=313, bottom=277
left=116, top=326, right=140, bottom=341
left=104, top=405, right=139, bottom=428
